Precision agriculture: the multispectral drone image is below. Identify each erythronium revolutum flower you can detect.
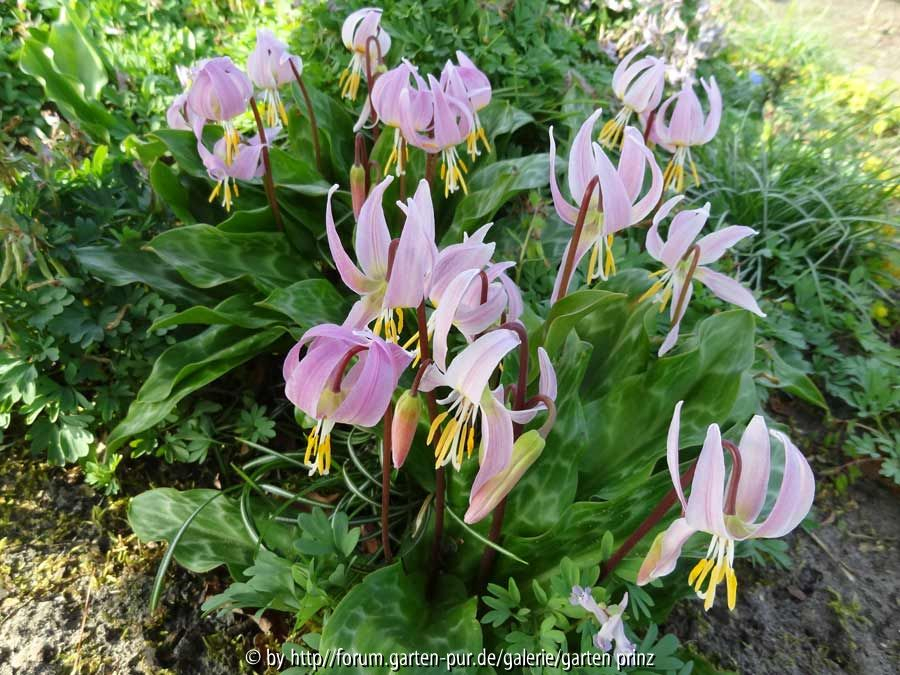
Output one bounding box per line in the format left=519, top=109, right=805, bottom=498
left=417, top=330, right=552, bottom=500
left=400, top=75, right=474, bottom=197
left=369, top=60, right=432, bottom=175
left=637, top=402, right=815, bottom=611
left=166, top=63, right=197, bottom=131
left=640, top=196, right=764, bottom=356
left=187, top=57, right=252, bottom=166
left=440, top=51, right=492, bottom=160
left=652, top=76, right=722, bottom=192
left=549, top=110, right=662, bottom=301
left=325, top=177, right=436, bottom=340
left=340, top=7, right=391, bottom=101
left=464, top=348, right=557, bottom=523
left=196, top=129, right=275, bottom=211
left=569, top=587, right=634, bottom=657
left=599, top=44, right=666, bottom=148
left=247, top=29, right=303, bottom=127
left=283, top=324, right=411, bottom=475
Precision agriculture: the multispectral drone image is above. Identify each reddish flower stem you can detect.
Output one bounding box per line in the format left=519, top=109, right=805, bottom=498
left=288, top=60, right=322, bottom=173
left=643, top=109, right=657, bottom=147
left=248, top=96, right=284, bottom=232
left=722, top=440, right=743, bottom=516
left=382, top=402, right=394, bottom=562
left=477, top=320, right=530, bottom=592
left=425, top=153, right=437, bottom=185
left=364, top=35, right=383, bottom=141
left=330, top=345, right=367, bottom=393
left=601, top=460, right=698, bottom=580
left=555, top=175, right=600, bottom=303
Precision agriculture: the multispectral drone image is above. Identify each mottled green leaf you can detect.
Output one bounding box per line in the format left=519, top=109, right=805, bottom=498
left=149, top=294, right=283, bottom=332
left=258, top=279, right=350, bottom=331
left=320, top=565, right=481, bottom=674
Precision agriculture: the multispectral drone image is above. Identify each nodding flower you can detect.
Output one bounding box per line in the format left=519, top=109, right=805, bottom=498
left=187, top=57, right=252, bottom=166
left=400, top=75, right=474, bottom=197
left=283, top=324, right=411, bottom=475
left=247, top=29, right=302, bottom=127
left=167, top=63, right=198, bottom=131
left=370, top=60, right=433, bottom=176
left=197, top=129, right=275, bottom=211
left=325, top=178, right=436, bottom=342
left=569, top=588, right=634, bottom=658
left=652, top=76, right=722, bottom=192
left=416, top=331, right=554, bottom=504
left=599, top=44, right=666, bottom=149
left=637, top=402, right=815, bottom=611
left=640, top=196, right=764, bottom=356
left=440, top=51, right=492, bottom=160
left=340, top=7, right=391, bottom=101
left=549, top=110, right=662, bottom=300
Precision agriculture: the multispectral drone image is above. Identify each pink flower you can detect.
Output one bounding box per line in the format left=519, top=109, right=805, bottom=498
left=637, top=403, right=815, bottom=611
left=247, top=29, right=302, bottom=127
left=652, top=77, right=722, bottom=191
left=197, top=129, right=275, bottom=211
left=283, top=324, right=412, bottom=475
left=400, top=75, right=474, bottom=197
left=549, top=110, right=662, bottom=300
left=640, top=196, right=764, bottom=356
left=340, top=7, right=391, bottom=101
left=369, top=60, right=432, bottom=176
left=325, top=178, right=436, bottom=340
left=440, top=51, right=492, bottom=159
left=418, top=332, right=553, bottom=506
left=187, top=57, right=253, bottom=166
left=570, top=588, right=634, bottom=658
left=599, top=44, right=666, bottom=148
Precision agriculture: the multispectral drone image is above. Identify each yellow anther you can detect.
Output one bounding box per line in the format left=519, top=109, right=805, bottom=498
left=726, top=567, right=737, bottom=610
left=208, top=182, right=222, bottom=203
left=427, top=411, right=449, bottom=444
left=638, top=279, right=665, bottom=304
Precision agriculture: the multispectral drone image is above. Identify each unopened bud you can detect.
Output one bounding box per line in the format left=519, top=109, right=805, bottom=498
left=464, top=430, right=545, bottom=524
left=391, top=390, right=421, bottom=468
left=350, top=163, right=367, bottom=220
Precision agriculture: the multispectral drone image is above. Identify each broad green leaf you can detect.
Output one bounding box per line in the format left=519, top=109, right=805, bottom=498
left=258, top=279, right=350, bottom=330
left=320, top=564, right=481, bottom=674
left=150, top=159, right=195, bottom=224
left=107, top=326, right=284, bottom=450
left=147, top=225, right=311, bottom=291
left=479, top=101, right=534, bottom=142
left=19, top=37, right=118, bottom=143
left=269, top=147, right=331, bottom=196
left=150, top=129, right=210, bottom=177
left=46, top=6, right=107, bottom=99
left=444, top=153, right=550, bottom=242
left=537, top=288, right=628, bottom=358
left=765, top=347, right=829, bottom=411
left=149, top=294, right=284, bottom=332
left=579, top=310, right=756, bottom=499
left=129, top=488, right=256, bottom=576
left=74, top=242, right=213, bottom=305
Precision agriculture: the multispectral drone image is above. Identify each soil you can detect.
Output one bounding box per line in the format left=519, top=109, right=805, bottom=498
left=0, top=456, right=248, bottom=675
left=665, top=477, right=900, bottom=675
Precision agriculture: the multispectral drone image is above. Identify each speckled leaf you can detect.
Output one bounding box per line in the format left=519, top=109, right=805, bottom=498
left=579, top=310, right=756, bottom=499
left=258, top=279, right=350, bottom=332
left=319, top=565, right=481, bottom=674
left=147, top=225, right=310, bottom=291
left=149, top=294, right=283, bottom=332
left=129, top=488, right=256, bottom=577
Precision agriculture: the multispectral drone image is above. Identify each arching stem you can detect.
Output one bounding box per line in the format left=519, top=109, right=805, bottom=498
left=248, top=96, right=284, bottom=232
left=601, top=460, right=698, bottom=580
left=555, top=175, right=600, bottom=303
left=289, top=60, right=322, bottom=173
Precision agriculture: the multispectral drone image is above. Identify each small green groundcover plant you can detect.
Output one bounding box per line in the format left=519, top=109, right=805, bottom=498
left=80, top=4, right=822, bottom=668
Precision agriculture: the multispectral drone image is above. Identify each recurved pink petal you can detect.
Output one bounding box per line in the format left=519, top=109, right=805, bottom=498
left=333, top=339, right=409, bottom=427
left=636, top=517, right=696, bottom=585
left=667, top=400, right=687, bottom=511
left=733, top=415, right=772, bottom=524
left=694, top=267, right=765, bottom=317
left=698, top=77, right=722, bottom=144
left=355, top=176, right=393, bottom=280
left=470, top=391, right=514, bottom=496
left=445, top=329, right=520, bottom=403
left=537, top=347, right=557, bottom=401
left=660, top=203, right=709, bottom=267
left=548, top=127, right=579, bottom=225
left=695, top=226, right=756, bottom=265
left=432, top=268, right=481, bottom=371
left=749, top=430, right=815, bottom=539
left=325, top=185, right=374, bottom=295
left=645, top=195, right=685, bottom=262
left=384, top=198, right=434, bottom=309
left=685, top=424, right=729, bottom=538
left=568, top=110, right=603, bottom=202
